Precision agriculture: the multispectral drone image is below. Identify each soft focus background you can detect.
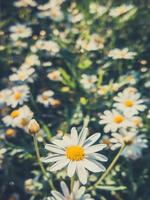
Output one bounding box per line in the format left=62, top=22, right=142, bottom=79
left=0, top=0, right=150, bottom=200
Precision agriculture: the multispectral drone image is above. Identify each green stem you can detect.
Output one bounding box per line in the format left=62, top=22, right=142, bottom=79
left=33, top=136, right=55, bottom=190
left=88, top=144, right=125, bottom=191
left=70, top=176, right=75, bottom=191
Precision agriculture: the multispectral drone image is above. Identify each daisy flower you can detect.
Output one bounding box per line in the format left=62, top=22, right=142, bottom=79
left=80, top=74, right=97, bottom=89
left=9, top=67, right=35, bottom=83
left=47, top=70, right=61, bottom=81
left=2, top=105, right=33, bottom=128
left=9, top=24, right=32, bottom=41
left=99, top=109, right=133, bottom=133
left=89, top=3, right=107, bottom=17
left=0, top=89, right=11, bottom=105
left=14, top=0, right=37, bottom=7
left=108, top=48, right=136, bottom=60
left=48, top=181, right=94, bottom=200
left=41, top=41, right=60, bottom=54
left=109, top=5, right=134, bottom=17
left=37, top=90, right=55, bottom=107
left=21, top=54, right=40, bottom=68
left=6, top=85, right=30, bottom=108
left=43, top=126, right=107, bottom=184
left=113, top=89, right=146, bottom=115
left=110, top=129, right=148, bottom=159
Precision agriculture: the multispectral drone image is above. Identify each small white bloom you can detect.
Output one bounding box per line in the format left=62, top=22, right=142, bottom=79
left=14, top=0, right=37, bottom=7
left=38, top=1, right=64, bottom=21
left=89, top=3, right=107, bottom=16
left=37, top=90, right=54, bottom=107
left=6, top=85, right=30, bottom=108
left=108, top=48, right=136, bottom=60
left=99, top=109, right=134, bottom=133
left=47, top=70, right=61, bottom=81
left=21, top=54, right=40, bottom=68
left=48, top=181, right=94, bottom=200
left=0, top=89, right=11, bottom=105
left=113, top=89, right=146, bottom=115
left=110, top=129, right=148, bottom=159
left=9, top=67, right=35, bottom=83
left=9, top=24, right=32, bottom=41
left=80, top=74, right=97, bottom=89
left=109, top=4, right=134, bottom=17
left=2, top=105, right=33, bottom=129
left=43, top=126, right=107, bottom=185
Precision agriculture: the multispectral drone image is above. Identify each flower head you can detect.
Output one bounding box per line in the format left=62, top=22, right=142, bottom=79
left=43, top=126, right=107, bottom=184
left=99, top=109, right=133, bottom=133
left=48, top=181, right=94, bottom=200
left=113, top=89, right=146, bottom=115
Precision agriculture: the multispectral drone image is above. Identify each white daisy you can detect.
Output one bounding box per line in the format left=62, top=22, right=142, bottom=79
left=9, top=24, right=32, bottom=41
left=37, top=90, right=55, bottom=107
left=47, top=70, right=61, bottom=81
left=0, top=89, right=11, bottom=105
left=132, top=116, right=143, bottom=128
left=110, top=129, right=148, bottom=159
left=108, top=48, right=136, bottom=60
left=48, top=181, right=94, bottom=200
left=38, top=7, right=64, bottom=21
left=21, top=54, right=40, bottom=68
left=99, top=109, right=133, bottom=133
left=109, top=5, right=134, bottom=17
left=6, top=85, right=30, bottom=108
left=14, top=0, right=37, bottom=7
left=2, top=105, right=33, bottom=128
left=89, top=3, right=107, bottom=16
left=9, top=67, right=35, bottom=83
left=113, top=89, right=146, bottom=115
left=43, top=126, right=107, bottom=185
left=41, top=41, right=60, bottom=54
left=80, top=74, right=97, bottom=89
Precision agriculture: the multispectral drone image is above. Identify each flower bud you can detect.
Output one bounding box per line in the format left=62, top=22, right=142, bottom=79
left=28, top=119, right=40, bottom=135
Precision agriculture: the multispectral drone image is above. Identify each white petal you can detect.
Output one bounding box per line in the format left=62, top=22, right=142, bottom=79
left=67, top=161, right=76, bottom=177
left=84, top=133, right=101, bottom=147
left=60, top=181, right=70, bottom=197
left=50, top=159, right=69, bottom=172
left=51, top=191, right=65, bottom=200
left=85, top=144, right=107, bottom=154
left=42, top=155, right=66, bottom=163
left=45, top=144, right=65, bottom=154
left=77, top=162, right=88, bottom=185
left=83, top=159, right=105, bottom=172
left=70, top=127, right=79, bottom=145
left=90, top=153, right=108, bottom=162
left=78, top=127, right=88, bottom=146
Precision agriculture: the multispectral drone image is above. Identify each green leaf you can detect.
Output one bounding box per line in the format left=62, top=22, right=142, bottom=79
left=96, top=185, right=127, bottom=191
left=59, top=68, right=76, bottom=88
left=78, top=58, right=92, bottom=69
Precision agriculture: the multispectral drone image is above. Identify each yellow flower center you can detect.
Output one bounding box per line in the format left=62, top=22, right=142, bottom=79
left=42, top=95, right=49, bottom=100
left=11, top=110, right=20, bottom=118
left=66, top=145, right=85, bottom=161
left=124, top=99, right=134, bottom=107
left=6, top=128, right=16, bottom=137
left=114, top=115, right=124, bottom=124
left=14, top=92, right=22, bottom=100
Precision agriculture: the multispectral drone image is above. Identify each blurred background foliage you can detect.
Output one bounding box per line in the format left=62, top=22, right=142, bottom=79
left=0, top=0, right=150, bottom=200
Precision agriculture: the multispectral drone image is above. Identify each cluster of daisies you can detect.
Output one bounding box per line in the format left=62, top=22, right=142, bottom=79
left=99, top=87, right=148, bottom=159
left=43, top=126, right=107, bottom=199
left=0, top=0, right=149, bottom=199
